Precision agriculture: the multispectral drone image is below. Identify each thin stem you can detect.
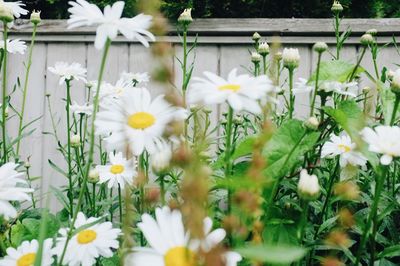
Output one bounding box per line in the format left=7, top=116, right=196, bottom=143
left=262, top=55, right=267, bottom=75
left=225, top=107, right=234, bottom=214
left=118, top=184, right=123, bottom=226
left=288, top=68, right=295, bottom=119
left=66, top=80, right=74, bottom=217
left=354, top=167, right=387, bottom=266
left=26, top=166, right=36, bottom=208
left=16, top=23, right=38, bottom=155
left=335, top=14, right=340, bottom=60
left=298, top=200, right=309, bottom=243
left=160, top=174, right=166, bottom=205
left=310, top=53, right=322, bottom=117
left=2, top=24, right=8, bottom=163
left=349, top=47, right=367, bottom=82
left=58, top=39, right=111, bottom=266
left=390, top=94, right=400, bottom=126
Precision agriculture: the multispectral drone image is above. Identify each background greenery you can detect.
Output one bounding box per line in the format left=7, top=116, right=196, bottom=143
left=23, top=0, right=400, bottom=19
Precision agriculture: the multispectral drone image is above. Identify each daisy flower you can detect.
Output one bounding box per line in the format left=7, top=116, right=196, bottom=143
left=150, top=141, right=173, bottom=174
left=99, top=78, right=133, bottom=103
left=188, top=68, right=274, bottom=114
left=54, top=212, right=121, bottom=266
left=121, top=71, right=150, bottom=85
left=0, top=39, right=26, bottom=54
left=68, top=0, right=155, bottom=49
left=95, top=88, right=186, bottom=156
left=0, top=162, right=33, bottom=220
left=70, top=101, right=93, bottom=116
left=0, top=239, right=54, bottom=266
left=126, top=206, right=242, bottom=266
left=361, top=126, right=400, bottom=165
left=96, top=152, right=136, bottom=189
left=321, top=132, right=367, bottom=167
left=48, top=62, right=87, bottom=85
left=319, top=81, right=359, bottom=97
left=3, top=1, right=28, bottom=18
left=292, top=78, right=313, bottom=95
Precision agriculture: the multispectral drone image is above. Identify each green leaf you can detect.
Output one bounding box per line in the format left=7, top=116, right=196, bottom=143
left=378, top=245, right=400, bottom=259
left=100, top=255, right=120, bottom=266
left=236, top=244, right=307, bottom=264
left=263, top=119, right=320, bottom=180
left=324, top=100, right=365, bottom=140
left=381, top=86, right=398, bottom=125
left=232, top=135, right=257, bottom=160
left=308, top=60, right=364, bottom=83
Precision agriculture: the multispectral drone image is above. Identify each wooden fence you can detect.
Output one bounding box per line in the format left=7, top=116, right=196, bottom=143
left=7, top=18, right=400, bottom=207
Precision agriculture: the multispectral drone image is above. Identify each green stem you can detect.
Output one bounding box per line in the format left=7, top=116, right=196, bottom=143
left=298, top=200, right=309, bottom=243
left=354, top=167, right=387, bottom=266
left=390, top=94, right=400, bottom=126
left=262, top=55, right=267, bottom=75
left=310, top=53, right=322, bottom=117
left=65, top=80, right=74, bottom=217
left=160, top=174, right=166, bottom=205
left=288, top=68, right=295, bottom=119
left=225, top=107, right=234, bottom=214
left=320, top=94, right=327, bottom=122
left=349, top=47, right=367, bottom=82
left=57, top=39, right=111, bottom=266
left=16, top=23, right=38, bottom=155
left=335, top=14, right=340, bottom=60
left=2, top=24, right=8, bottom=163
left=118, top=184, right=123, bottom=226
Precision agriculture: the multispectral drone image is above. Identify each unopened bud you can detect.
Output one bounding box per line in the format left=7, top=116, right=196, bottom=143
left=178, top=8, right=193, bottom=25
left=304, top=117, right=320, bottom=131
left=297, top=169, right=320, bottom=200
left=360, top=33, right=374, bottom=46
left=313, top=42, right=328, bottom=53
left=0, top=4, right=13, bottom=23
left=251, top=52, right=261, bottom=63
left=366, top=28, right=377, bottom=36
left=258, top=42, right=270, bottom=56
left=282, top=48, right=300, bottom=69
left=30, top=10, right=41, bottom=25
left=252, top=32, right=261, bottom=42
left=70, top=134, right=81, bottom=147
left=88, top=169, right=99, bottom=184
left=331, top=1, right=343, bottom=14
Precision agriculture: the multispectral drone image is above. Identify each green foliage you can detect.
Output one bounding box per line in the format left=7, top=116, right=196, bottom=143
left=236, top=244, right=307, bottom=264
left=309, top=60, right=364, bottom=84
left=24, top=0, right=400, bottom=19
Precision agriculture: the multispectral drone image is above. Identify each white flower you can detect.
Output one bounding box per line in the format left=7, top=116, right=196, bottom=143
left=297, top=169, right=320, bottom=200
left=390, top=69, right=400, bottom=93
left=0, top=39, right=26, bottom=54
left=121, top=71, right=150, bottom=85
left=292, top=78, right=313, bottom=95
left=99, top=78, right=134, bottom=103
left=48, top=62, right=87, bottom=85
left=95, top=88, right=186, bottom=156
left=282, top=48, right=300, bottom=69
left=0, top=163, right=33, bottom=219
left=96, top=152, right=136, bottom=189
left=126, top=206, right=241, bottom=266
left=68, top=0, right=155, bottom=50
left=3, top=1, right=27, bottom=18
left=150, top=141, right=172, bottom=173
left=320, top=81, right=359, bottom=97
left=54, top=212, right=121, bottom=266
left=188, top=68, right=274, bottom=114
left=321, top=132, right=367, bottom=167
left=361, top=126, right=400, bottom=165
left=70, top=101, right=93, bottom=116
left=0, top=239, right=54, bottom=266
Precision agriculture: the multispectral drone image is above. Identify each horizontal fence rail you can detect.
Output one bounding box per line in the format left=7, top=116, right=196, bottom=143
left=6, top=19, right=400, bottom=208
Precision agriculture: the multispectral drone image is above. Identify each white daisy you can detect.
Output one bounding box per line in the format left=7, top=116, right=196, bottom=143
left=99, top=78, right=134, bottom=103
left=48, top=62, right=87, bottom=85
left=292, top=78, right=313, bottom=95
left=361, top=126, right=400, bottom=165
left=3, top=1, right=28, bottom=18
left=96, top=152, right=136, bottom=189
left=150, top=141, right=173, bottom=174
left=68, top=0, right=155, bottom=49
left=319, top=81, right=359, bottom=97
left=321, top=132, right=367, bottom=167
left=70, top=101, right=93, bottom=116
left=54, top=212, right=121, bottom=266
left=188, top=68, right=274, bottom=114
left=126, top=206, right=241, bottom=266
left=0, top=239, right=54, bottom=266
left=0, top=39, right=26, bottom=54
left=121, top=71, right=150, bottom=85
left=298, top=169, right=320, bottom=200
left=95, top=88, right=186, bottom=156
left=0, top=162, right=33, bottom=220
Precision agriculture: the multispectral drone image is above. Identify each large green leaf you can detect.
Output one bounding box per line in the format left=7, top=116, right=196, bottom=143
left=263, top=119, right=320, bottom=180
left=308, top=60, right=364, bottom=83
left=381, top=86, right=399, bottom=125
left=236, top=244, right=307, bottom=264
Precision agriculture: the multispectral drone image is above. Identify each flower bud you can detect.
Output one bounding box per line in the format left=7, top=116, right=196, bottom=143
left=387, top=70, right=395, bottom=81
left=360, top=33, right=374, bottom=46
left=331, top=1, right=343, bottom=14
left=274, top=52, right=283, bottom=62
left=366, top=28, right=378, bottom=36
left=362, top=86, right=371, bottom=94
left=391, top=70, right=400, bottom=94
left=24, top=161, right=31, bottom=169
left=297, top=169, right=320, bottom=200
left=30, top=10, right=41, bottom=25
left=88, top=169, right=99, bottom=184
left=252, top=32, right=261, bottom=42
left=178, top=8, right=193, bottom=25
left=304, top=117, right=320, bottom=131
left=251, top=52, right=261, bottom=63
left=282, top=48, right=300, bottom=69
left=70, top=134, right=81, bottom=147
left=151, top=144, right=172, bottom=174
left=0, top=3, right=13, bottom=23
left=313, top=42, right=328, bottom=53
left=258, top=42, right=270, bottom=56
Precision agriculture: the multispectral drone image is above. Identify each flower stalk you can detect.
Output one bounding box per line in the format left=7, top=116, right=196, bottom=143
left=2, top=24, right=8, bottom=163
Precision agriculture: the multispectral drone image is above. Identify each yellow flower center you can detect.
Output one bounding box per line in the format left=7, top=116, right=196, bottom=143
left=17, top=253, right=36, bottom=266
left=164, top=247, right=196, bottom=266
left=128, top=112, right=156, bottom=129
left=110, top=164, right=124, bottom=174
left=338, top=144, right=351, bottom=153
left=77, top=229, right=97, bottom=244
left=218, top=84, right=241, bottom=92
